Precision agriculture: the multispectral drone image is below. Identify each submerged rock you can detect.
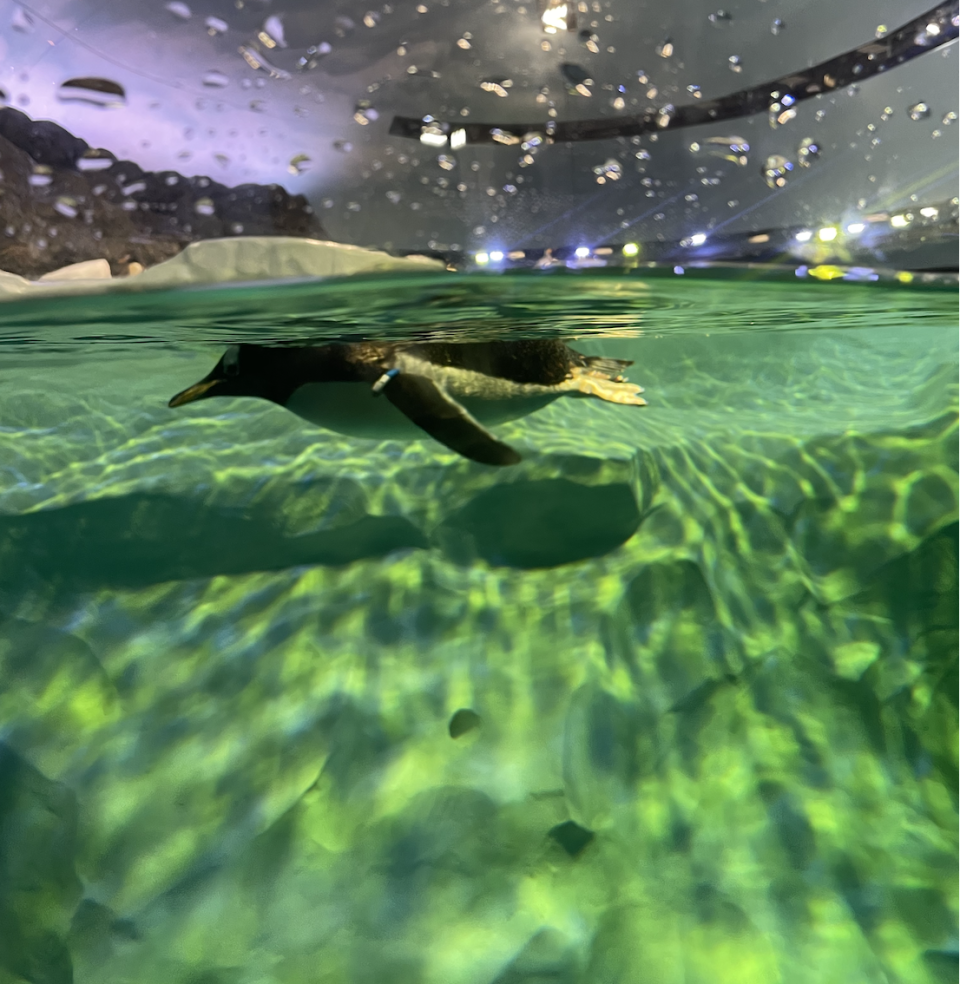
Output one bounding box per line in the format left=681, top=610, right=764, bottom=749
left=0, top=108, right=327, bottom=279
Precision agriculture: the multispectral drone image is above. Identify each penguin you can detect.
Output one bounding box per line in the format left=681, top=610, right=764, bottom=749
left=168, top=340, right=646, bottom=466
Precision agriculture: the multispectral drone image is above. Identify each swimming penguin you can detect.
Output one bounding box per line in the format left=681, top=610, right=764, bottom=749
left=168, top=340, right=646, bottom=466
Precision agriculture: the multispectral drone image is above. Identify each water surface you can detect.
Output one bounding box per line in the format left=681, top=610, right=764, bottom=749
left=0, top=269, right=956, bottom=984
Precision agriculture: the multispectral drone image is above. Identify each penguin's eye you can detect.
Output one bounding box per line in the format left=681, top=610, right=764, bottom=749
left=223, top=345, right=240, bottom=376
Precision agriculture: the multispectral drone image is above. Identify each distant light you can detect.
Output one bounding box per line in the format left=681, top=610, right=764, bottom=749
left=817, top=226, right=838, bottom=242
left=926, top=22, right=940, bottom=35
left=622, top=242, right=640, bottom=256
left=795, top=230, right=813, bottom=242
left=919, top=206, right=939, bottom=218
left=541, top=1, right=569, bottom=33
left=507, top=250, right=525, bottom=260
left=890, top=213, right=912, bottom=228
left=747, top=233, right=770, bottom=243
left=475, top=252, right=490, bottom=265
left=574, top=246, right=591, bottom=258
left=689, top=232, right=707, bottom=246
left=450, top=128, right=467, bottom=150
left=845, top=222, right=866, bottom=234
left=489, top=250, right=504, bottom=262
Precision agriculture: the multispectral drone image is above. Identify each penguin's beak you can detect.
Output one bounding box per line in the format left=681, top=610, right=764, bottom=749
left=168, top=379, right=220, bottom=407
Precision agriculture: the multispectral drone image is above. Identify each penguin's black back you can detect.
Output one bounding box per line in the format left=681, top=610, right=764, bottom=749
left=404, top=340, right=574, bottom=385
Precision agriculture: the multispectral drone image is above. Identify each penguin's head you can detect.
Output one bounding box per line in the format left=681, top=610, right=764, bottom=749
left=168, top=345, right=270, bottom=407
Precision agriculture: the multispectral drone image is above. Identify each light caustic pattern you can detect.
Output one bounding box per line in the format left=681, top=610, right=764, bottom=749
left=0, top=279, right=956, bottom=984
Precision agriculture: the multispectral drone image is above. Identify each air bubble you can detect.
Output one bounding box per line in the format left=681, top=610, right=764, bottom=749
left=771, top=18, right=784, bottom=34
left=728, top=55, right=742, bottom=73
left=194, top=197, right=215, bottom=216
left=761, top=154, right=792, bottom=188
left=907, top=102, right=930, bottom=121
left=288, top=154, right=312, bottom=174
left=943, top=111, right=958, bottom=125
left=165, top=1, right=191, bottom=19
left=437, top=154, right=456, bottom=170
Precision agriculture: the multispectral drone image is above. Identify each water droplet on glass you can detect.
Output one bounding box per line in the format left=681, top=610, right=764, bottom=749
left=333, top=140, right=353, bottom=153
left=347, top=202, right=361, bottom=211
left=728, top=55, right=742, bottom=73
left=77, top=150, right=115, bottom=171
left=579, top=31, right=600, bottom=53
left=288, top=154, right=312, bottom=174
left=635, top=148, right=651, bottom=160
left=797, top=136, right=820, bottom=167
left=689, top=135, right=749, bottom=165
left=481, top=80, right=511, bottom=97
left=202, top=70, right=229, bottom=88
left=769, top=102, right=797, bottom=127
left=879, top=106, right=893, bottom=121
left=239, top=46, right=291, bottom=80
left=771, top=18, right=784, bottom=35
left=194, top=197, right=215, bottom=216
left=11, top=6, right=34, bottom=32
left=458, top=37, right=471, bottom=49
left=57, top=78, right=126, bottom=109
left=260, top=15, right=286, bottom=48
left=761, top=154, right=793, bottom=188
left=54, top=196, right=78, bottom=218
left=656, top=39, right=674, bottom=58
left=165, top=1, right=191, bottom=19
left=686, top=84, right=702, bottom=98
left=708, top=9, right=732, bottom=26
left=656, top=104, right=675, bottom=128
left=354, top=101, right=379, bottom=124
left=437, top=154, right=456, bottom=170
left=214, top=153, right=230, bottom=168
left=611, top=96, right=625, bottom=110
left=931, top=129, right=942, bottom=138
left=908, top=102, right=931, bottom=121
left=386, top=190, right=402, bottom=203
left=205, top=16, right=228, bottom=35
left=874, top=24, right=888, bottom=38
left=942, top=111, right=958, bottom=125
left=593, top=158, right=622, bottom=183
left=364, top=11, right=380, bottom=28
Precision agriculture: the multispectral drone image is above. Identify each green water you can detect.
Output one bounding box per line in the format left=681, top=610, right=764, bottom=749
left=0, top=269, right=956, bottom=984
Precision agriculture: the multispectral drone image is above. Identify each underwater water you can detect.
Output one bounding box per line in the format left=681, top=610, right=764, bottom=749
left=0, top=268, right=956, bottom=984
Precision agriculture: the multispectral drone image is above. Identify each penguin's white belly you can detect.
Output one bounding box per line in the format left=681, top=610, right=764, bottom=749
left=284, top=382, right=559, bottom=440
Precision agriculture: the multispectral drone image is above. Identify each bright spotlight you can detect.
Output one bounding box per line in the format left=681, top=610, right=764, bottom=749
left=689, top=232, right=707, bottom=246
left=574, top=246, right=591, bottom=258
left=845, top=223, right=865, bottom=234
left=795, top=230, right=813, bottom=242
left=489, top=251, right=505, bottom=262
left=450, top=128, right=467, bottom=150
left=622, top=242, right=639, bottom=256
left=890, top=214, right=912, bottom=228
left=818, top=227, right=838, bottom=242
left=475, top=252, right=490, bottom=265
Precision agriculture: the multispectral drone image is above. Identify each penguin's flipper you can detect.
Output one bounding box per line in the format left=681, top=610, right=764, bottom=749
left=381, top=373, right=522, bottom=466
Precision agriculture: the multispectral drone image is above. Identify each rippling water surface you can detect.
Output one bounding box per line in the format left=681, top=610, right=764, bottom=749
left=0, top=268, right=956, bottom=984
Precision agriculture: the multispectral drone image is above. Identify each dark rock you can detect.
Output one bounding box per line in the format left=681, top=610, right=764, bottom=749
left=0, top=107, right=327, bottom=279
left=448, top=708, right=482, bottom=738
left=548, top=820, right=595, bottom=857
